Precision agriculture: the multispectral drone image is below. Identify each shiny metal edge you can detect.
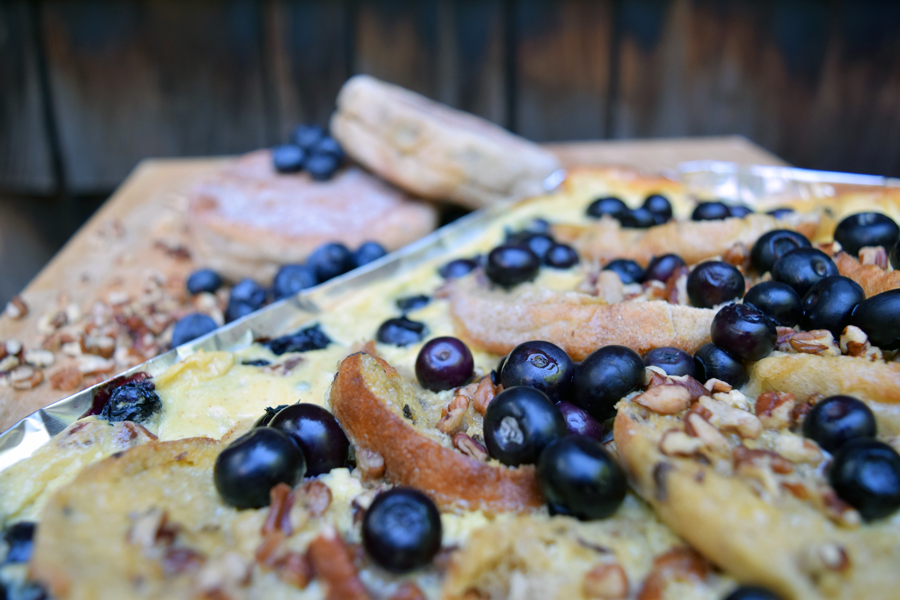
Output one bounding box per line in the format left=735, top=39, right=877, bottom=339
left=0, top=196, right=518, bottom=473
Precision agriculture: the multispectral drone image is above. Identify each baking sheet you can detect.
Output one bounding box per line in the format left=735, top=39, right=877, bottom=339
left=2, top=161, right=896, bottom=473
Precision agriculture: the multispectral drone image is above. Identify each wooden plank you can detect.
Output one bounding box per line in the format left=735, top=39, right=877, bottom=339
left=611, top=0, right=900, bottom=177
left=512, top=0, right=614, bottom=141
left=40, top=0, right=270, bottom=193
left=449, top=0, right=507, bottom=123
left=0, top=1, right=55, bottom=193
left=263, top=0, right=352, bottom=140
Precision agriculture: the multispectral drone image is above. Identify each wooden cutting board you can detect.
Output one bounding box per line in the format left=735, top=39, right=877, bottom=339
left=0, top=136, right=786, bottom=430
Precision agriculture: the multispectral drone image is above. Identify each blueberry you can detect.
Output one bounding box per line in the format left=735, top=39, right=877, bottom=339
left=439, top=258, right=478, bottom=279
left=603, top=259, right=644, bottom=284
left=292, top=124, right=325, bottom=150
left=686, top=261, right=745, bottom=308
left=538, top=436, right=626, bottom=520
left=642, top=194, right=673, bottom=223
left=744, top=281, right=802, bottom=328
left=557, top=401, right=606, bottom=442
left=771, top=248, right=839, bottom=298
left=617, top=207, right=657, bottom=229
left=767, top=208, right=794, bottom=220
left=170, top=313, right=218, bottom=348
left=568, top=345, right=644, bottom=421
left=544, top=244, right=579, bottom=269
left=305, top=153, right=339, bottom=181
left=307, top=242, right=354, bottom=282
left=272, top=144, right=306, bottom=173
left=642, top=347, right=696, bottom=378
left=693, top=343, right=747, bottom=387
left=723, top=586, right=785, bottom=600
left=829, top=439, right=900, bottom=521
left=265, top=323, right=332, bottom=355
left=586, top=196, right=628, bottom=219
left=376, top=317, right=428, bottom=346
left=483, top=387, right=566, bottom=466
left=522, top=234, right=555, bottom=261
left=501, top=340, right=575, bottom=402
left=644, top=254, right=686, bottom=283
left=727, top=204, right=753, bottom=218
left=226, top=278, right=267, bottom=322
left=362, top=488, right=442, bottom=573
left=485, top=244, right=540, bottom=288
left=214, top=428, right=306, bottom=509
left=800, top=276, right=864, bottom=337
left=892, top=239, right=900, bottom=270
left=750, top=230, right=811, bottom=274
left=850, top=289, right=900, bottom=350
left=415, top=337, right=474, bottom=392
left=396, top=294, right=430, bottom=313
left=252, top=404, right=290, bottom=428
left=186, top=268, right=222, bottom=295
left=4, top=522, right=36, bottom=564
left=312, top=136, right=345, bottom=161
left=272, top=264, right=317, bottom=300
left=710, top=303, right=777, bottom=362
left=353, top=241, right=388, bottom=267
left=100, top=379, right=161, bottom=424
left=243, top=359, right=272, bottom=367
left=692, top=201, right=731, bottom=221
left=834, top=212, right=900, bottom=257
left=803, top=395, right=876, bottom=454
left=524, top=217, right=551, bottom=235
left=269, top=404, right=350, bottom=476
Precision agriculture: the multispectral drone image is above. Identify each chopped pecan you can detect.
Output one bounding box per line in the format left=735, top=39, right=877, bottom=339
left=722, top=242, right=750, bottom=271
left=263, top=483, right=295, bottom=536
left=277, top=552, right=314, bottom=589
left=76, top=354, right=116, bottom=375
left=0, top=355, right=19, bottom=374
left=776, top=326, right=796, bottom=351
left=859, top=245, right=888, bottom=269
left=390, top=583, right=427, bottom=600
left=637, top=547, right=709, bottom=600
left=819, top=486, right=861, bottom=528
left=471, top=377, right=499, bottom=415
left=307, top=528, right=372, bottom=600
left=255, top=530, right=288, bottom=567
left=128, top=508, right=178, bottom=548
left=583, top=563, right=629, bottom=599
left=791, top=401, right=814, bottom=428
left=703, top=378, right=732, bottom=394
left=801, top=542, right=851, bottom=577
left=23, top=349, right=54, bottom=368
left=668, top=375, right=711, bottom=401
left=773, top=431, right=823, bottom=465
left=5, top=296, right=28, bottom=319
left=659, top=429, right=705, bottom=457
left=664, top=266, right=689, bottom=305
left=634, top=385, right=692, bottom=414
left=733, top=445, right=793, bottom=474
left=162, top=547, right=206, bottom=576
left=698, top=396, right=762, bottom=439
left=298, top=480, right=332, bottom=517
left=5, top=339, right=22, bottom=356
left=781, top=481, right=810, bottom=500
left=82, top=333, right=116, bottom=358
left=754, top=391, right=796, bottom=429
left=49, top=366, right=83, bottom=391
left=356, top=448, right=385, bottom=482
left=684, top=413, right=729, bottom=452
left=789, top=330, right=840, bottom=356
left=195, top=551, right=252, bottom=596
left=10, top=365, right=43, bottom=390
left=437, top=395, right=469, bottom=435
left=453, top=432, right=488, bottom=461
left=839, top=325, right=882, bottom=360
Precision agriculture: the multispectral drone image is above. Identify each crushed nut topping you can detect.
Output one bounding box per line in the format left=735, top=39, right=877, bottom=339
left=437, top=395, right=470, bottom=435
left=307, top=527, right=371, bottom=600
left=297, top=480, right=332, bottom=517
left=356, top=448, right=385, bottom=482
left=839, top=325, right=882, bottom=360
left=801, top=542, right=851, bottom=577
left=754, top=391, right=796, bottom=430
left=818, top=486, right=862, bottom=528
left=634, top=385, right=692, bottom=414
left=733, top=445, right=793, bottom=475
left=583, top=563, right=629, bottom=599
left=776, top=326, right=797, bottom=351
left=10, top=366, right=43, bottom=390
left=659, top=429, right=705, bottom=457
left=703, top=378, right=732, bottom=394
left=452, top=432, right=489, bottom=461
left=23, top=349, right=54, bottom=368
left=698, top=396, right=762, bottom=439
left=471, top=377, right=500, bottom=415
left=789, top=330, right=840, bottom=356
left=0, top=355, right=19, bottom=374
left=637, top=547, right=709, bottom=600
left=773, top=431, right=823, bottom=465
left=5, top=296, right=28, bottom=319
left=859, top=245, right=888, bottom=269
left=683, top=413, right=729, bottom=452
left=262, top=483, right=295, bottom=536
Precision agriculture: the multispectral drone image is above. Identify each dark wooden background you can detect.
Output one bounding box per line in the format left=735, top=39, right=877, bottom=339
left=4, top=0, right=900, bottom=198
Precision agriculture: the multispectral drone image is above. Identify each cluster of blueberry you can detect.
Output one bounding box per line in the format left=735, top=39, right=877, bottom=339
left=170, top=241, right=388, bottom=349
left=436, top=218, right=581, bottom=289
left=271, top=124, right=346, bottom=181
left=587, top=192, right=793, bottom=229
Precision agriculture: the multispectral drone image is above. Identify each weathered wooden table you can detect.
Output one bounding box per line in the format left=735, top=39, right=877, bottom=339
left=0, top=136, right=786, bottom=429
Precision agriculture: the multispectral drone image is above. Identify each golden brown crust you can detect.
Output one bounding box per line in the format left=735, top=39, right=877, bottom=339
left=555, top=213, right=819, bottom=267
left=448, top=278, right=714, bottom=360
left=614, top=406, right=900, bottom=600
left=328, top=352, right=542, bottom=513
left=834, top=252, right=900, bottom=297
left=746, top=352, right=900, bottom=435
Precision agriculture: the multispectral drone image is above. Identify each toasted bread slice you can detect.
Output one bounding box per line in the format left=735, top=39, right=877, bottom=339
left=614, top=398, right=900, bottom=600
left=328, top=352, right=542, bottom=513
left=554, top=213, right=819, bottom=267
left=834, top=251, right=900, bottom=297
left=448, top=277, right=714, bottom=360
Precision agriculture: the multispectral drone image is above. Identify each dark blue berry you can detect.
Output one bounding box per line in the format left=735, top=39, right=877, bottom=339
left=353, top=241, right=388, bottom=267
left=439, top=258, right=478, bottom=279
left=186, top=269, right=222, bottom=295
left=850, top=289, right=900, bottom=350
left=396, top=295, right=430, bottom=313
left=692, top=201, right=731, bottom=221
left=377, top=317, right=428, bottom=346
left=803, top=395, right=876, bottom=453
left=586, top=197, right=628, bottom=219
left=170, top=313, right=218, bottom=348
left=603, top=259, right=644, bottom=284
left=307, top=242, right=354, bottom=282
left=693, top=343, right=747, bottom=387
left=100, top=379, right=161, bottom=424
left=362, top=488, right=442, bottom=573
left=265, top=324, right=332, bottom=355
left=544, top=244, right=579, bottom=269
left=744, top=281, right=802, bottom=328
left=830, top=439, right=900, bottom=521
left=312, top=136, right=345, bottom=161
left=214, top=428, right=306, bottom=509
left=834, top=212, right=900, bottom=257
left=305, top=153, right=339, bottom=181
left=292, top=124, right=325, bottom=150
left=272, top=144, right=306, bottom=173
left=272, top=264, right=317, bottom=301
left=538, top=436, right=626, bottom=520
left=617, top=207, right=657, bottom=229
left=485, top=245, right=540, bottom=288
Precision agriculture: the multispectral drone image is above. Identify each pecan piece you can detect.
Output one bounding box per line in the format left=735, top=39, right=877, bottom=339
left=471, top=377, right=499, bottom=415
left=637, top=547, right=709, bottom=600
left=5, top=296, right=28, bottom=319
left=0, top=355, right=19, bottom=374
left=754, top=391, right=796, bottom=429
left=839, top=325, right=882, bottom=360
left=776, top=326, right=796, bottom=351
left=356, top=448, right=385, bottom=482
left=789, top=330, right=840, bottom=356
left=262, top=483, right=295, bottom=536
left=307, top=528, right=371, bottom=600
left=818, top=486, right=861, bottom=528
left=634, top=385, right=692, bottom=414
left=10, top=366, right=43, bottom=390
left=23, top=349, right=54, bottom=368
left=733, top=445, right=793, bottom=474
left=684, top=413, right=729, bottom=452
left=583, top=563, right=629, bottom=599
left=703, top=378, right=732, bottom=394
left=453, top=432, right=488, bottom=461
left=698, top=396, right=762, bottom=439
left=49, top=366, right=83, bottom=391
left=437, top=394, right=469, bottom=435
left=278, top=552, right=314, bottom=589
left=659, top=429, right=705, bottom=457
left=801, top=542, right=851, bottom=577
left=298, top=479, right=332, bottom=517
left=859, top=245, right=888, bottom=269
left=161, top=547, right=206, bottom=576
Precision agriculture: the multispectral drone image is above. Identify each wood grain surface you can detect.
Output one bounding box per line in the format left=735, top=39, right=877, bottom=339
left=0, top=137, right=784, bottom=430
